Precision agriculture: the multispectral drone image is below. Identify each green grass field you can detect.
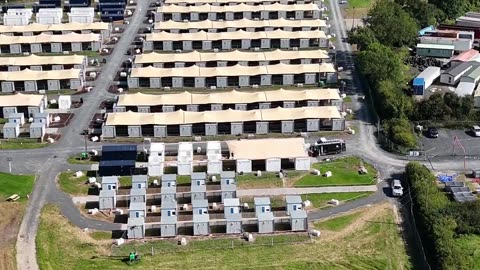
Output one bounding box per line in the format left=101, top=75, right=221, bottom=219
left=343, top=0, right=374, bottom=18
left=119, top=176, right=131, bottom=187
left=0, top=138, right=47, bottom=150
left=315, top=212, right=362, bottom=231
left=295, top=157, right=377, bottom=187
left=343, top=96, right=353, bottom=103
left=302, top=192, right=373, bottom=208
left=237, top=171, right=304, bottom=189
left=57, top=171, right=89, bottom=196
left=347, top=0, right=372, bottom=8
left=36, top=203, right=411, bottom=270
left=0, top=172, right=35, bottom=201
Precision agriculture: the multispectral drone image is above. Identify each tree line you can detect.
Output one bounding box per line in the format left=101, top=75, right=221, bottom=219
left=406, top=162, right=480, bottom=269
left=348, top=0, right=479, bottom=149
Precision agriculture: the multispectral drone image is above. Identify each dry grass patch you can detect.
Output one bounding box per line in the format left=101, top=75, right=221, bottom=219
left=0, top=202, right=25, bottom=270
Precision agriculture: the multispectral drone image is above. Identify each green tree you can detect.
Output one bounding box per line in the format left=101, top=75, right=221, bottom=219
left=415, top=93, right=448, bottom=120
left=364, top=0, right=418, bottom=47
left=358, top=42, right=408, bottom=84
left=430, top=0, right=468, bottom=20
left=377, top=80, right=412, bottom=119
left=347, top=27, right=378, bottom=51
left=382, top=118, right=417, bottom=148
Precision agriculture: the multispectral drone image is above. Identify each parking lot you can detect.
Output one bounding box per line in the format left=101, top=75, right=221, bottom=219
left=421, top=127, right=480, bottom=157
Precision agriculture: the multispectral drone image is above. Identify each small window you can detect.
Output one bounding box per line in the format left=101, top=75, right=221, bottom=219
left=197, top=180, right=200, bottom=186
left=198, top=209, right=202, bottom=214
left=135, top=212, right=140, bottom=218
left=137, top=183, right=141, bottom=189
left=226, top=179, right=230, bottom=185
left=168, top=210, right=171, bottom=216
left=261, top=206, right=266, bottom=213
left=230, top=207, right=234, bottom=214
left=167, top=182, right=171, bottom=187
left=293, top=205, right=297, bottom=211
left=107, top=185, right=112, bottom=190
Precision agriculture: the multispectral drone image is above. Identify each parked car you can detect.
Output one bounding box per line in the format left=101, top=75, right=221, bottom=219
left=471, top=125, right=480, bottom=137
left=428, top=127, right=438, bottom=138
left=340, top=0, right=347, bottom=3
left=391, top=179, right=403, bottom=197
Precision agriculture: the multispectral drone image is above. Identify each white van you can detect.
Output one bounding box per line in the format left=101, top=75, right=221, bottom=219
left=471, top=126, right=480, bottom=137
left=391, top=179, right=403, bottom=197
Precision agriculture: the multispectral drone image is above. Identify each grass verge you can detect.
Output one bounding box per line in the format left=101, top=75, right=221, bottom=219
left=314, top=212, right=362, bottom=231
left=0, top=138, right=47, bottom=150
left=295, top=157, right=377, bottom=186
left=237, top=171, right=304, bottom=189
left=302, top=192, right=373, bottom=208
left=36, top=203, right=412, bottom=269
left=0, top=172, right=35, bottom=270
left=57, top=171, right=90, bottom=196
left=67, top=154, right=99, bottom=165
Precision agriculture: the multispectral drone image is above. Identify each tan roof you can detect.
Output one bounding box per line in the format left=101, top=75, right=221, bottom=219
left=130, top=63, right=335, bottom=78
left=105, top=106, right=341, bottom=126
left=0, top=22, right=110, bottom=34
left=135, top=49, right=329, bottom=64
left=0, top=54, right=85, bottom=66
left=146, top=29, right=326, bottom=41
left=0, top=93, right=45, bottom=107
left=0, top=32, right=100, bottom=45
left=226, top=137, right=308, bottom=159
left=117, top=88, right=340, bottom=106
left=157, top=3, right=319, bottom=13
left=0, top=68, right=81, bottom=81
left=155, top=18, right=327, bottom=31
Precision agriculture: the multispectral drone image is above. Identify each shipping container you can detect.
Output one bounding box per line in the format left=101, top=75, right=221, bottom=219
left=99, top=160, right=135, bottom=176
left=101, top=144, right=137, bottom=161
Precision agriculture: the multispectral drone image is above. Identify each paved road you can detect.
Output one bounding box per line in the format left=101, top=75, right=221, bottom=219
left=15, top=2, right=154, bottom=269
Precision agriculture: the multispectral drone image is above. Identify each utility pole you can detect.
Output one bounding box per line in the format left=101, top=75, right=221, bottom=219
left=83, top=129, right=89, bottom=159
left=7, top=157, right=12, bottom=173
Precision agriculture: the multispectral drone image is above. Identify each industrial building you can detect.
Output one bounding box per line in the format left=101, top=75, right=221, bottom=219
left=142, top=30, right=329, bottom=51
left=450, top=49, right=480, bottom=67
left=0, top=93, right=46, bottom=118
left=0, top=68, right=84, bottom=92
left=419, top=36, right=472, bottom=53
left=440, top=62, right=479, bottom=85
left=0, top=54, right=87, bottom=72
left=0, top=22, right=112, bottom=39
left=154, top=18, right=328, bottom=33
left=0, top=32, right=102, bottom=54
left=114, top=88, right=342, bottom=113
left=127, top=63, right=336, bottom=89
left=412, top=67, right=441, bottom=96
left=225, top=138, right=311, bottom=172
left=155, top=3, right=321, bottom=22
left=102, top=106, right=343, bottom=138
left=133, top=49, right=330, bottom=68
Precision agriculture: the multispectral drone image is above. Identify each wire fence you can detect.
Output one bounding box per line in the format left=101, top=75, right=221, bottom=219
left=110, top=233, right=313, bottom=257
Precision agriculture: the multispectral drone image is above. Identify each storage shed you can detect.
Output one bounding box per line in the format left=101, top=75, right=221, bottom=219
left=101, top=176, right=119, bottom=191
left=33, top=112, right=50, bottom=127
left=254, top=197, right=271, bottom=217
left=132, top=175, right=148, bottom=189
left=3, top=122, right=20, bottom=138
left=416, top=43, right=454, bottom=58
left=162, top=174, right=177, bottom=187
left=98, top=160, right=135, bottom=176
left=224, top=198, right=240, bottom=216
left=130, top=188, right=147, bottom=203
left=412, top=67, right=441, bottom=96
left=99, top=189, right=116, bottom=209
left=456, top=81, right=476, bottom=97
left=161, top=175, right=177, bottom=203
left=207, top=141, right=222, bottom=174
left=220, top=171, right=237, bottom=202
left=58, top=95, right=72, bottom=110
left=461, top=65, right=480, bottom=84
left=257, top=212, right=274, bottom=234
left=440, top=62, right=476, bottom=85
left=160, top=200, right=178, bottom=237
left=285, top=195, right=303, bottom=215
left=148, top=153, right=164, bottom=177
left=127, top=217, right=145, bottom=239
left=129, top=201, right=147, bottom=218
left=29, top=122, right=45, bottom=138
left=226, top=213, right=243, bottom=234
left=149, top=142, right=165, bottom=156
left=192, top=199, right=210, bottom=235
left=191, top=172, right=207, bottom=200
left=177, top=142, right=193, bottom=175
left=290, top=209, right=308, bottom=231
left=8, top=113, right=25, bottom=126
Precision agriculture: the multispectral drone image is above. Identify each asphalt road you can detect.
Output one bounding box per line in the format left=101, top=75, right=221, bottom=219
left=6, top=1, right=480, bottom=269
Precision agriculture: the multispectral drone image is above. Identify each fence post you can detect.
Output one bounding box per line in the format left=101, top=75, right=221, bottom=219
left=271, top=237, right=274, bottom=247
left=231, top=240, right=234, bottom=249
left=151, top=246, right=154, bottom=256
